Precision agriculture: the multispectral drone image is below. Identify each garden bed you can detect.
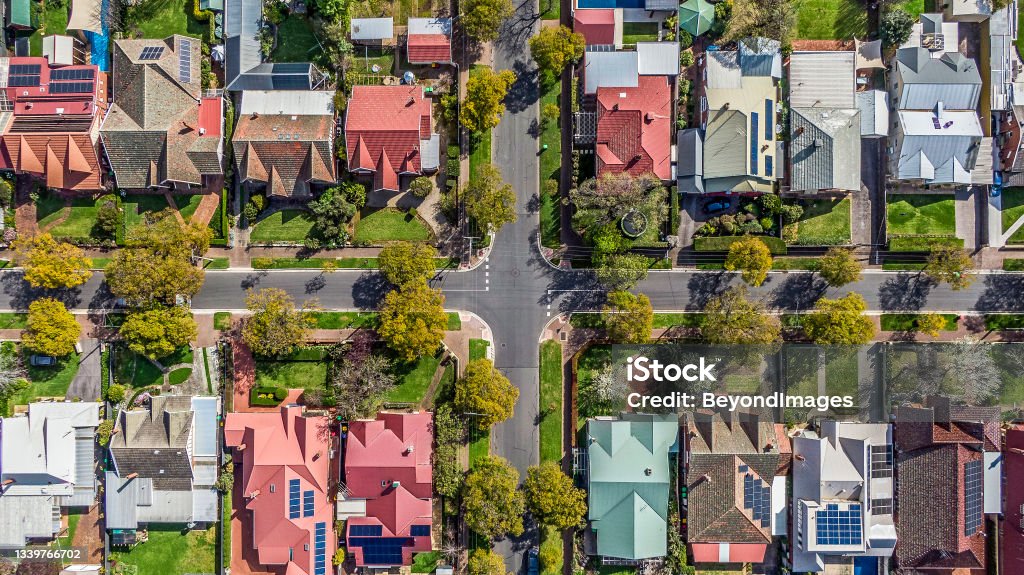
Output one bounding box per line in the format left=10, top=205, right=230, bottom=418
left=250, top=385, right=288, bottom=407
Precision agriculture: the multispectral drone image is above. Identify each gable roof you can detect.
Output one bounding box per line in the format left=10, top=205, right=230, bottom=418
left=595, top=75, right=672, bottom=180
left=407, top=17, right=452, bottom=63
left=1, top=402, right=101, bottom=495
left=233, top=112, right=335, bottom=197
left=790, top=107, right=861, bottom=192
left=895, top=109, right=982, bottom=183
left=1003, top=427, right=1024, bottom=573
left=109, top=396, right=195, bottom=490
left=345, top=85, right=434, bottom=190
left=351, top=17, right=394, bottom=41
left=224, top=0, right=263, bottom=88
left=573, top=9, right=616, bottom=45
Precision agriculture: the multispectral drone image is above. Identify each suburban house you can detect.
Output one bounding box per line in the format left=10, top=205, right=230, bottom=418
left=340, top=412, right=434, bottom=567
left=101, top=36, right=224, bottom=191
left=344, top=85, right=440, bottom=192
left=1003, top=425, right=1024, bottom=574
left=990, top=5, right=1024, bottom=184
left=889, top=13, right=988, bottom=186
left=576, top=43, right=678, bottom=182
left=0, top=402, right=102, bottom=548
left=791, top=421, right=896, bottom=574
left=894, top=398, right=1002, bottom=573
left=225, top=0, right=328, bottom=90
left=684, top=410, right=789, bottom=565
left=232, top=90, right=336, bottom=198
left=584, top=413, right=679, bottom=562
left=104, top=396, right=220, bottom=545
left=406, top=18, right=452, bottom=65
left=0, top=57, right=107, bottom=192
left=787, top=51, right=861, bottom=195
left=699, top=37, right=781, bottom=194
left=224, top=405, right=335, bottom=575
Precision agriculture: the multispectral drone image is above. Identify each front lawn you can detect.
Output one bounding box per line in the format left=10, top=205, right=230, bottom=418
left=37, top=195, right=105, bottom=241
left=254, top=360, right=328, bottom=391
left=250, top=209, right=316, bottom=243
left=126, top=0, right=209, bottom=40
left=213, top=312, right=232, bottom=331
left=173, top=194, right=204, bottom=222
left=123, top=194, right=171, bottom=235
left=272, top=15, right=319, bottom=62
left=109, top=526, right=216, bottom=575
left=1001, top=188, right=1024, bottom=244
left=114, top=347, right=164, bottom=388
left=310, top=311, right=379, bottom=329
left=469, top=339, right=490, bottom=361
left=793, top=0, right=867, bottom=40
left=14, top=348, right=80, bottom=404
left=621, top=22, right=659, bottom=44
left=0, top=313, right=28, bottom=329
left=539, top=341, right=562, bottom=463
left=354, top=208, right=431, bottom=243
left=886, top=194, right=956, bottom=236
left=387, top=354, right=443, bottom=404
left=787, top=198, right=851, bottom=245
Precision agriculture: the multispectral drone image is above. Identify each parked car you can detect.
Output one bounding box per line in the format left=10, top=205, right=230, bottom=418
left=703, top=199, right=732, bottom=215
left=30, top=355, right=56, bottom=366
left=527, top=548, right=539, bottom=575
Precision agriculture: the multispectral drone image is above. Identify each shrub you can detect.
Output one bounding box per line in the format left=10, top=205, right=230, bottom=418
left=105, top=383, right=126, bottom=404
left=781, top=204, right=803, bottom=224
left=273, top=387, right=288, bottom=401
left=243, top=202, right=259, bottom=221
left=678, top=29, right=693, bottom=49
left=344, top=183, right=366, bottom=209
left=0, top=179, right=12, bottom=207
left=693, top=235, right=787, bottom=254
left=409, top=177, right=433, bottom=198
left=759, top=217, right=774, bottom=231
left=95, top=197, right=121, bottom=240
left=740, top=221, right=764, bottom=234
left=680, top=50, right=694, bottom=67
left=251, top=193, right=266, bottom=212
left=250, top=386, right=288, bottom=406
left=333, top=548, right=346, bottom=566
left=758, top=193, right=782, bottom=215
left=97, top=419, right=114, bottom=446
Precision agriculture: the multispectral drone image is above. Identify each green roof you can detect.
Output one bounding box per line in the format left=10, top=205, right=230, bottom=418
left=586, top=413, right=679, bottom=560
left=9, top=0, right=31, bottom=28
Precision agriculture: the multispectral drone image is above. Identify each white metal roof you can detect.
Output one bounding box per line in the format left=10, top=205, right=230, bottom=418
left=857, top=90, right=889, bottom=137
left=239, top=90, right=335, bottom=116
left=350, top=17, right=394, bottom=41
left=584, top=50, right=638, bottom=94
left=407, top=17, right=452, bottom=36
left=636, top=42, right=679, bottom=76
left=42, top=35, right=75, bottom=66
left=789, top=51, right=856, bottom=108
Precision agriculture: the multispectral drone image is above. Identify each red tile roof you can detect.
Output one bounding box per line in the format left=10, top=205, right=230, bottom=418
left=225, top=406, right=335, bottom=575
left=1003, top=427, right=1024, bottom=574
left=595, top=75, right=672, bottom=181
left=407, top=34, right=451, bottom=63
left=346, top=85, right=432, bottom=191
left=573, top=9, right=616, bottom=46
left=0, top=134, right=103, bottom=190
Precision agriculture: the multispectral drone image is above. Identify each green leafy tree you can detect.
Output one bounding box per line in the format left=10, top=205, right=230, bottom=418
left=881, top=8, right=914, bottom=48
left=463, top=456, right=526, bottom=539
left=802, top=293, right=875, bottom=345
left=378, top=242, right=438, bottom=287
left=818, top=247, right=862, bottom=287
left=529, top=25, right=585, bottom=78
left=330, top=353, right=397, bottom=420
left=120, top=306, right=198, bottom=360
left=309, top=185, right=358, bottom=245
left=724, top=236, right=773, bottom=286
left=724, top=0, right=795, bottom=42
left=378, top=281, right=448, bottom=362
left=242, top=288, right=313, bottom=357
left=915, top=313, right=949, bottom=338
left=313, top=0, right=345, bottom=22
left=468, top=549, right=508, bottom=575
left=700, top=286, right=781, bottom=344
left=465, top=164, right=517, bottom=234
left=462, top=68, right=517, bottom=133
left=94, top=197, right=120, bottom=240
left=523, top=462, right=587, bottom=529
left=106, top=248, right=205, bottom=307
left=22, top=298, right=79, bottom=357
left=126, top=210, right=212, bottom=258
left=594, top=253, right=650, bottom=291
left=462, top=0, right=514, bottom=41
left=432, top=404, right=466, bottom=498
left=12, top=233, right=93, bottom=289
left=105, top=383, right=126, bottom=404
left=454, top=358, right=519, bottom=430
left=924, top=244, right=974, bottom=290
left=603, top=291, right=653, bottom=343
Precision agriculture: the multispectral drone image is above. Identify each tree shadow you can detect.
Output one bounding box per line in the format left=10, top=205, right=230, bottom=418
left=768, top=274, right=827, bottom=311
left=502, top=60, right=540, bottom=115
left=975, top=274, right=1024, bottom=312
left=305, top=275, right=327, bottom=294
left=352, top=271, right=391, bottom=309
left=878, top=273, right=934, bottom=311
left=240, top=271, right=268, bottom=290
left=686, top=271, right=731, bottom=309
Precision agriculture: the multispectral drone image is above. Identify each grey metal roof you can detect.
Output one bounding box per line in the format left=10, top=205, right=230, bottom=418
left=407, top=17, right=451, bottom=36
left=226, top=63, right=321, bottom=91
left=644, top=0, right=676, bottom=10
left=738, top=37, right=781, bottom=78
left=191, top=397, right=219, bottom=458
left=706, top=50, right=742, bottom=89
left=676, top=128, right=703, bottom=193
left=636, top=42, right=679, bottom=76
left=703, top=109, right=747, bottom=179
left=191, top=487, right=218, bottom=523
left=790, top=107, right=861, bottom=192
left=421, top=133, right=441, bottom=171
left=224, top=0, right=262, bottom=88
left=989, top=7, right=1014, bottom=112
left=894, top=48, right=982, bottom=110
left=584, top=50, right=638, bottom=94
left=350, top=17, right=394, bottom=41
left=0, top=494, right=56, bottom=547
left=857, top=90, right=888, bottom=137
left=789, top=51, right=855, bottom=109
left=895, top=109, right=982, bottom=183
left=104, top=471, right=145, bottom=530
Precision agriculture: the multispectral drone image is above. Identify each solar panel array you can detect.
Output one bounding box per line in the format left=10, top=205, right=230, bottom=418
left=348, top=537, right=416, bottom=565
left=815, top=503, right=863, bottom=546
left=964, top=459, right=983, bottom=535
left=9, top=75, right=39, bottom=87
left=288, top=479, right=301, bottom=519
left=742, top=473, right=771, bottom=528
left=179, top=38, right=192, bottom=83
left=350, top=525, right=383, bottom=537
left=314, top=522, right=327, bottom=575
left=870, top=445, right=893, bottom=479
left=50, top=82, right=93, bottom=94
left=410, top=525, right=430, bottom=537
left=10, top=64, right=41, bottom=75
left=51, top=68, right=95, bottom=80
left=750, top=112, right=760, bottom=176
left=303, top=489, right=314, bottom=518
left=139, top=46, right=165, bottom=60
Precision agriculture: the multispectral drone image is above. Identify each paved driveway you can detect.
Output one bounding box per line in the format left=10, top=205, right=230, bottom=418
left=66, top=338, right=101, bottom=401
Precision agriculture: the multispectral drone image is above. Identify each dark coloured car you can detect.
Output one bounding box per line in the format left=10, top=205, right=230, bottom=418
left=527, top=547, right=539, bottom=575
left=703, top=199, right=731, bottom=215
left=30, top=355, right=56, bottom=366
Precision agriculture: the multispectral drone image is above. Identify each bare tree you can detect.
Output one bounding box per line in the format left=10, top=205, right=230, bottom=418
left=938, top=337, right=1001, bottom=405
left=330, top=354, right=397, bottom=420
left=0, top=349, right=26, bottom=397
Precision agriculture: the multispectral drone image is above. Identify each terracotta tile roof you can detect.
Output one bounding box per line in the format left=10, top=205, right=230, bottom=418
left=345, top=85, right=434, bottom=190
left=407, top=34, right=450, bottom=63
left=101, top=36, right=222, bottom=189
left=595, top=75, right=672, bottom=181
left=574, top=9, right=616, bottom=45
left=0, top=133, right=103, bottom=190
left=1003, top=427, right=1024, bottom=574
left=233, top=113, right=335, bottom=197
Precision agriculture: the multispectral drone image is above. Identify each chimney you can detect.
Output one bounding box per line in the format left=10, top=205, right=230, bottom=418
left=1, top=478, right=15, bottom=486
left=125, top=472, right=139, bottom=480
left=795, top=454, right=806, bottom=461
left=199, top=128, right=206, bottom=135
left=252, top=112, right=260, bottom=119
left=644, top=468, right=653, bottom=476
left=407, top=97, right=416, bottom=106
left=405, top=445, right=415, bottom=454
left=701, top=473, right=710, bottom=483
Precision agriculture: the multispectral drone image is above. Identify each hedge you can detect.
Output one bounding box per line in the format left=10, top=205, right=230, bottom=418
left=888, top=236, right=964, bottom=252
left=693, top=235, right=788, bottom=255
left=1004, top=259, right=1024, bottom=271
left=250, top=386, right=288, bottom=406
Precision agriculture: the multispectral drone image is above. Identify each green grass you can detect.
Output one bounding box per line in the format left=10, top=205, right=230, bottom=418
left=621, top=22, right=659, bottom=44
left=91, top=257, right=112, bottom=269
left=168, top=367, right=193, bottom=385
left=250, top=209, right=316, bottom=243
left=794, top=0, right=867, bottom=40
left=539, top=341, right=562, bottom=463
left=693, top=235, right=788, bottom=254
left=790, top=198, right=851, bottom=245
left=985, top=314, right=1024, bottom=330
left=254, top=360, right=328, bottom=391
left=203, top=257, right=230, bottom=270
left=109, top=526, right=216, bottom=575
left=28, top=1, right=69, bottom=57
left=37, top=195, right=104, bottom=240
left=469, top=339, right=490, bottom=361
left=123, top=194, right=172, bottom=235
left=886, top=194, right=957, bottom=236
left=387, top=354, right=442, bottom=403
left=272, top=15, right=319, bottom=62
left=221, top=492, right=231, bottom=574
left=772, top=257, right=820, bottom=270
left=13, top=349, right=80, bottom=405
left=173, top=194, right=204, bottom=222
left=880, top=313, right=959, bottom=332
left=349, top=46, right=396, bottom=74
left=539, top=80, right=562, bottom=250
left=0, top=313, right=27, bottom=329
left=202, top=348, right=213, bottom=393
left=412, top=551, right=442, bottom=573
left=888, top=236, right=963, bottom=252
left=446, top=312, right=462, bottom=331
left=252, top=257, right=335, bottom=269
left=1004, top=259, right=1024, bottom=271
left=469, top=65, right=493, bottom=179
left=1019, top=4, right=1024, bottom=61
left=58, top=511, right=82, bottom=547
left=113, top=347, right=164, bottom=388
left=894, top=0, right=926, bottom=19
left=652, top=313, right=704, bottom=329
left=1001, top=188, right=1024, bottom=244
left=469, top=429, right=489, bottom=467
left=214, top=312, right=232, bottom=331
left=349, top=0, right=429, bottom=25
left=540, top=0, right=559, bottom=20
left=127, top=0, right=209, bottom=40
left=354, top=208, right=431, bottom=243
left=882, top=262, right=927, bottom=271
left=162, top=346, right=194, bottom=367
left=309, top=311, right=379, bottom=329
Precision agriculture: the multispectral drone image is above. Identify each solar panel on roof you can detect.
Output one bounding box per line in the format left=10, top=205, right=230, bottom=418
left=9, top=75, right=39, bottom=87
left=139, top=46, right=165, bottom=60
left=750, top=112, right=760, bottom=176
left=965, top=459, right=983, bottom=535
left=10, top=64, right=41, bottom=75
left=410, top=524, right=430, bottom=537
left=303, top=490, right=314, bottom=517
left=871, top=444, right=893, bottom=479
left=814, top=503, right=863, bottom=546
left=314, top=522, right=327, bottom=575
left=288, top=479, right=301, bottom=519
left=179, top=38, right=193, bottom=83
left=350, top=525, right=383, bottom=536
left=50, top=82, right=93, bottom=94
left=51, top=68, right=95, bottom=80
left=742, top=473, right=772, bottom=526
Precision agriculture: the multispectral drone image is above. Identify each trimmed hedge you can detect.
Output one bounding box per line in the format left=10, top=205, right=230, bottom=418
left=888, top=236, right=964, bottom=252
left=250, top=386, right=288, bottom=406
left=985, top=314, right=1024, bottom=330
left=1004, top=259, right=1024, bottom=271
left=693, top=235, right=787, bottom=255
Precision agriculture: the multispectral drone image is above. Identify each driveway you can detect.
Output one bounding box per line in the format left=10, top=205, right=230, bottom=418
left=66, top=338, right=101, bottom=401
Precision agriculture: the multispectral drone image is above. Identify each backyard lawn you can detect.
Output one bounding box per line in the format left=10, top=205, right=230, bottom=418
left=29, top=1, right=68, bottom=57
left=272, top=15, right=319, bottom=62
left=621, top=22, right=659, bottom=44
left=886, top=194, right=956, bottom=236
left=254, top=360, right=328, bottom=391
left=109, top=526, right=216, bottom=575
left=789, top=198, right=851, bottom=245
left=893, top=0, right=926, bottom=19
left=539, top=341, right=562, bottom=463
left=1001, top=188, right=1024, bottom=243
left=387, top=354, right=443, bottom=404
left=36, top=194, right=105, bottom=241
left=250, top=209, right=316, bottom=243
left=793, top=0, right=867, bottom=40
left=354, top=208, right=431, bottom=243
left=350, top=46, right=397, bottom=75
left=349, top=0, right=431, bottom=25
left=13, top=348, right=80, bottom=404
left=127, top=0, right=209, bottom=40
